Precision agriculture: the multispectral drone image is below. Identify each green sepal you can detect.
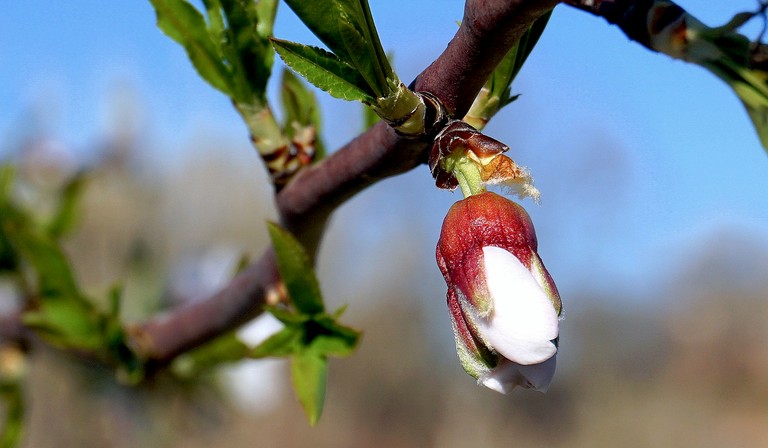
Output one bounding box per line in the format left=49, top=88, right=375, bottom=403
left=266, top=221, right=324, bottom=315
left=272, top=38, right=375, bottom=103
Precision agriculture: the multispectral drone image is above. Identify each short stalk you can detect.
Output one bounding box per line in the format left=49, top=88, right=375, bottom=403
left=450, top=156, right=485, bottom=198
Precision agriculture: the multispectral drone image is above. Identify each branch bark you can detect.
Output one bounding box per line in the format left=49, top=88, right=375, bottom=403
left=0, top=312, right=28, bottom=346
left=129, top=0, right=559, bottom=365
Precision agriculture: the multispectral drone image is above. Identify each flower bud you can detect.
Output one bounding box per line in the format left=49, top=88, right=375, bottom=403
left=436, top=192, right=561, bottom=393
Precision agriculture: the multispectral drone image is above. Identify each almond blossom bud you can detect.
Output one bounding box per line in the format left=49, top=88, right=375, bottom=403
left=436, top=191, right=562, bottom=393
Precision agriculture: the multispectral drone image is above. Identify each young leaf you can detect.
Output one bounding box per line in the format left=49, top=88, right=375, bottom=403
left=337, top=1, right=393, bottom=97
left=291, top=348, right=328, bottom=426
left=172, top=331, right=251, bottom=377
left=705, top=60, right=768, bottom=151
left=272, top=39, right=375, bottom=103
left=464, top=12, right=550, bottom=129
left=501, top=10, right=551, bottom=105
left=361, top=102, right=380, bottom=130
left=0, top=381, right=24, bottom=448
left=266, top=222, right=324, bottom=315
left=250, top=326, right=301, bottom=358
left=218, top=0, right=276, bottom=102
left=47, top=171, right=88, bottom=239
left=264, top=305, right=311, bottom=325
left=282, top=0, right=396, bottom=98
left=149, top=0, right=232, bottom=95
left=281, top=69, right=326, bottom=159
left=22, top=299, right=103, bottom=351
left=6, top=221, right=80, bottom=299
left=281, top=69, right=319, bottom=135
left=254, top=0, right=279, bottom=39
left=310, top=333, right=358, bottom=358
left=314, top=315, right=360, bottom=356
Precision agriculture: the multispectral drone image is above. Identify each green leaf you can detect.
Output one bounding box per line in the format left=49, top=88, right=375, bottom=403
left=281, top=0, right=397, bottom=97
left=0, top=164, right=13, bottom=203
left=172, top=331, right=251, bottom=377
left=47, top=171, right=87, bottom=239
left=339, top=1, right=393, bottom=97
left=6, top=221, right=79, bottom=299
left=464, top=12, right=550, bottom=129
left=490, top=11, right=550, bottom=108
left=701, top=56, right=768, bottom=153
left=266, top=221, right=324, bottom=315
left=218, top=0, right=275, bottom=102
left=264, top=305, right=310, bottom=325
left=22, top=299, right=103, bottom=351
left=281, top=69, right=319, bottom=134
left=361, top=102, right=380, bottom=130
left=149, top=0, right=232, bottom=95
left=272, top=39, right=375, bottom=103
left=250, top=326, right=301, bottom=358
left=314, top=315, right=360, bottom=357
left=310, top=333, right=358, bottom=358
left=254, top=0, right=279, bottom=41
left=291, top=348, right=327, bottom=426
left=0, top=381, right=24, bottom=448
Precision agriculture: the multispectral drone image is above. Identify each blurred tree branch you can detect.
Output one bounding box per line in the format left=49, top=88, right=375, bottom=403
left=128, top=0, right=559, bottom=367
left=0, top=312, right=26, bottom=344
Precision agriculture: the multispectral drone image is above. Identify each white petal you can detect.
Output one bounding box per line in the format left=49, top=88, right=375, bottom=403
left=480, top=356, right=557, bottom=394
left=479, top=246, right=558, bottom=365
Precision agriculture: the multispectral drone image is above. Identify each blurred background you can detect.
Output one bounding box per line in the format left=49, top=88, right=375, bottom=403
left=2, top=1, right=768, bottom=447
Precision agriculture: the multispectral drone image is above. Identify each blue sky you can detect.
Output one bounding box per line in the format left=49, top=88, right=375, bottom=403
left=2, top=1, right=767, bottom=307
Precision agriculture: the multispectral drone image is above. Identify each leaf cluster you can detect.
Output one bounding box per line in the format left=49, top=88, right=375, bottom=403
left=273, top=0, right=399, bottom=105
left=0, top=165, right=142, bottom=382
left=170, top=222, right=360, bottom=426
left=149, top=0, right=278, bottom=106
left=257, top=222, right=360, bottom=425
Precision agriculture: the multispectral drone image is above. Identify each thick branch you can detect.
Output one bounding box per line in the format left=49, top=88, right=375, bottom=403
left=125, top=0, right=559, bottom=365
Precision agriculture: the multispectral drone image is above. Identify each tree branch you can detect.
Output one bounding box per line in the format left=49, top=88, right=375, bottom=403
left=39, top=0, right=561, bottom=367
left=564, top=0, right=768, bottom=67
left=0, top=312, right=28, bottom=346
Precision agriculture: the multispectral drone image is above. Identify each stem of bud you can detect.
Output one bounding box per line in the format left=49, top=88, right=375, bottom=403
left=446, top=154, right=485, bottom=198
